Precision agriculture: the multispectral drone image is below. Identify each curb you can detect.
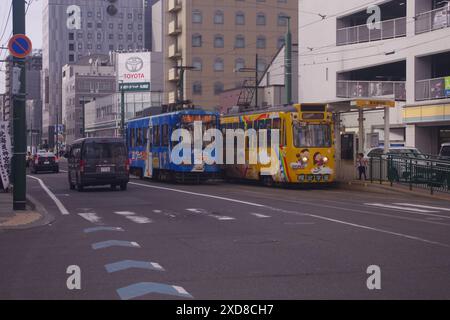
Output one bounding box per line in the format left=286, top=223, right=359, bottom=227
left=338, top=181, right=450, bottom=202
left=0, top=194, right=55, bottom=231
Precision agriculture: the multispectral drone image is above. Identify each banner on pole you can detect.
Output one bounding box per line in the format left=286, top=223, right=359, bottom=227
left=0, top=121, right=12, bottom=190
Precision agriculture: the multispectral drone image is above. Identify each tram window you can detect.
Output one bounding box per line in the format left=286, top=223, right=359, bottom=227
left=162, top=124, right=169, bottom=147
left=273, top=118, right=281, bottom=129
left=232, top=122, right=238, bottom=130
left=143, top=128, right=148, bottom=146
left=153, top=125, right=160, bottom=147
left=136, top=128, right=143, bottom=146
left=130, top=128, right=136, bottom=148
left=266, top=119, right=272, bottom=145
left=247, top=121, right=253, bottom=129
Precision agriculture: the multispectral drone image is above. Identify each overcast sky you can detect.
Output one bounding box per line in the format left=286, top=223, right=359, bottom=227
left=1, top=0, right=43, bottom=92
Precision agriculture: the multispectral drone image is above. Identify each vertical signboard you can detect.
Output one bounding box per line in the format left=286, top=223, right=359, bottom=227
left=117, top=52, right=151, bottom=91
left=0, top=121, right=12, bottom=190
left=445, top=76, right=450, bottom=97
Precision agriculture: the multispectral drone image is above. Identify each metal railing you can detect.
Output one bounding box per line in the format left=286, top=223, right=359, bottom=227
left=337, top=80, right=406, bottom=101
left=369, top=154, right=450, bottom=194
left=337, top=17, right=407, bottom=46
left=416, top=77, right=450, bottom=101
left=415, top=5, right=450, bottom=34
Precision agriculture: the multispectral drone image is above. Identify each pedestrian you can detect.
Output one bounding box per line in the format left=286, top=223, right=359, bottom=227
left=356, top=153, right=368, bottom=180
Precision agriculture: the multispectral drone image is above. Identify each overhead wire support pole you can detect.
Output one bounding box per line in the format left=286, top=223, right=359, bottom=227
left=12, top=0, right=27, bottom=211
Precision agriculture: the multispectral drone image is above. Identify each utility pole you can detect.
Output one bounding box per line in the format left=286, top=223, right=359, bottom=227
left=119, top=81, right=125, bottom=139
left=82, top=96, right=86, bottom=138
left=175, top=62, right=195, bottom=104
left=284, top=16, right=292, bottom=105
left=12, top=0, right=27, bottom=210
left=255, top=54, right=259, bottom=109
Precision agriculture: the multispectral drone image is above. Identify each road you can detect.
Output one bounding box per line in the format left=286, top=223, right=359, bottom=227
left=1, top=162, right=450, bottom=300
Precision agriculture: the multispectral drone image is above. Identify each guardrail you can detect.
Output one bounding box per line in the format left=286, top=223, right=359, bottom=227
left=369, top=154, right=450, bottom=194
left=415, top=6, right=450, bottom=35
left=415, top=77, right=450, bottom=101
left=336, top=16, right=406, bottom=46
left=337, top=80, right=406, bottom=101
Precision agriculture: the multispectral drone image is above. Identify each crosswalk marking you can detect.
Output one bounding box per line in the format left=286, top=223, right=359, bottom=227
left=393, top=203, right=450, bottom=212
left=115, top=211, right=136, bottom=216
left=365, top=203, right=450, bottom=219
left=250, top=213, right=271, bottom=219
left=186, top=208, right=235, bottom=221
left=125, top=216, right=152, bottom=224
left=78, top=212, right=102, bottom=224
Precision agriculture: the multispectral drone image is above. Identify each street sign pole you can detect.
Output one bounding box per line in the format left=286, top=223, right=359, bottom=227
left=12, top=0, right=26, bottom=210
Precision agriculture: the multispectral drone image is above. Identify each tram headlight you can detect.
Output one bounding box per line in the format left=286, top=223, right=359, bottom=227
left=323, top=156, right=329, bottom=163
left=302, top=157, right=309, bottom=163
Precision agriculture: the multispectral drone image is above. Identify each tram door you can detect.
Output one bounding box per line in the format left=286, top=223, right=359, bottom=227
left=144, top=124, right=153, bottom=178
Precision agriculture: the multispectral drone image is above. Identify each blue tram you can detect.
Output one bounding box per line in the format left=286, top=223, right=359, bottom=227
left=126, top=109, right=221, bottom=183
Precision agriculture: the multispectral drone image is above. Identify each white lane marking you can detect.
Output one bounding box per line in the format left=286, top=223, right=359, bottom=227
left=130, top=181, right=449, bottom=248
left=153, top=210, right=162, bottom=213
left=60, top=169, right=68, bottom=173
left=27, top=175, right=70, bottom=215
left=173, top=286, right=189, bottom=295
left=366, top=203, right=450, bottom=219
left=115, top=211, right=136, bottom=216
left=186, top=208, right=235, bottom=221
left=393, top=203, right=450, bottom=212
left=131, top=242, right=140, bottom=247
left=151, top=262, right=164, bottom=270
left=78, top=212, right=102, bottom=224
left=130, top=182, right=265, bottom=207
left=305, top=213, right=450, bottom=248
left=366, top=203, right=439, bottom=213
left=250, top=213, right=271, bottom=218
left=126, top=216, right=152, bottom=224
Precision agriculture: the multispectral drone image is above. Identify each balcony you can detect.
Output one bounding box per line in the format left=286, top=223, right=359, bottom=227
left=416, top=77, right=450, bottom=101
left=168, top=20, right=182, bottom=36
left=168, top=44, right=181, bottom=59
left=168, top=0, right=182, bottom=13
left=415, top=5, right=450, bottom=34
left=168, top=68, right=179, bottom=81
left=337, top=17, right=407, bottom=46
left=337, top=80, right=406, bottom=101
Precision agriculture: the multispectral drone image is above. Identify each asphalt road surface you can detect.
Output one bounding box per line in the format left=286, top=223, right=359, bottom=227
left=1, top=163, right=450, bottom=300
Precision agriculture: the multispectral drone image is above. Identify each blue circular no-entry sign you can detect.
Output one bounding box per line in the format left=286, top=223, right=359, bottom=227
left=8, top=34, right=32, bottom=59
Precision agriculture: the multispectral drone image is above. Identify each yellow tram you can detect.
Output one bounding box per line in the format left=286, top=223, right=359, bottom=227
left=220, top=104, right=335, bottom=186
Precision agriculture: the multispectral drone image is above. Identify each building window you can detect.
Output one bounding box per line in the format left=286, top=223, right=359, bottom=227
left=69, top=54, right=74, bottom=62
left=257, top=59, right=267, bottom=72
left=69, top=33, right=74, bottom=40
left=192, top=10, right=202, bottom=24
left=235, top=11, right=245, bottom=25
left=214, top=35, right=224, bottom=48
left=235, top=35, right=245, bottom=48
left=256, top=36, right=266, bottom=49
left=193, top=82, right=202, bottom=95
left=277, top=36, right=285, bottom=48
left=235, top=58, right=245, bottom=71
left=278, top=13, right=288, bottom=26
left=256, top=13, right=266, bottom=25
left=192, top=57, right=203, bottom=71
left=214, top=58, right=224, bottom=71
left=69, top=43, right=75, bottom=51
left=214, top=82, right=224, bottom=95
left=192, top=34, right=202, bottom=47
left=214, top=10, right=224, bottom=24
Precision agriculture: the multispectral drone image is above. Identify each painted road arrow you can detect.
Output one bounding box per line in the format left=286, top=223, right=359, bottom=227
left=84, top=227, right=124, bottom=233
left=91, top=240, right=140, bottom=250
left=117, top=282, right=193, bottom=300
left=105, top=260, right=165, bottom=273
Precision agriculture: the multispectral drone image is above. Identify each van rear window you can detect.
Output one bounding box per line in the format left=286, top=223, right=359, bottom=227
left=441, top=146, right=450, bottom=157
left=83, top=143, right=126, bottom=159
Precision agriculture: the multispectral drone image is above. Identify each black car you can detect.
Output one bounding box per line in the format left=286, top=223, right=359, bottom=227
left=30, top=151, right=59, bottom=173
left=66, top=138, right=129, bottom=192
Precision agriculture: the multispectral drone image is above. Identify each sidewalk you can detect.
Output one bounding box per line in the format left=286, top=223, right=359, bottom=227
left=340, top=179, right=450, bottom=202
left=0, top=190, right=53, bottom=230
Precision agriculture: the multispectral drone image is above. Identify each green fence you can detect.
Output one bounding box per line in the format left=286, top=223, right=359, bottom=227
left=369, top=155, right=450, bottom=194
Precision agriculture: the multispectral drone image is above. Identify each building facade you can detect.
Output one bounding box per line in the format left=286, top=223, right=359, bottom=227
left=62, top=55, right=116, bottom=144
left=298, top=0, right=450, bottom=153
left=159, top=0, right=298, bottom=109
left=42, top=0, right=145, bottom=147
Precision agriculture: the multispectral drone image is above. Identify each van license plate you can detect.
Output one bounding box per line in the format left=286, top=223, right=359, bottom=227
left=100, top=167, right=111, bottom=173
left=44, top=161, right=50, bottom=165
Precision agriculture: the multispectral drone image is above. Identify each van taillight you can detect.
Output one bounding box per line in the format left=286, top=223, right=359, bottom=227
left=125, top=159, right=130, bottom=172
left=79, top=160, right=85, bottom=173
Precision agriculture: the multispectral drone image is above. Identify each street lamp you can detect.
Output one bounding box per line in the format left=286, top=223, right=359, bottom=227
left=118, top=80, right=125, bottom=139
